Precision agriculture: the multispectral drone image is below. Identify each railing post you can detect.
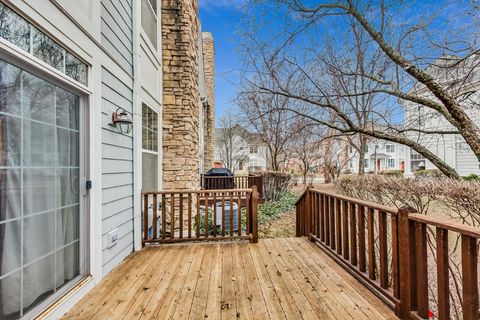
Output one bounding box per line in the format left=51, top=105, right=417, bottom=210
left=397, top=205, right=418, bottom=318
left=251, top=186, right=258, bottom=243
left=305, top=187, right=312, bottom=241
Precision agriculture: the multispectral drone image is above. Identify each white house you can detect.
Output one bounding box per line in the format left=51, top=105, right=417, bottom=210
left=402, top=57, right=480, bottom=177
left=214, top=125, right=269, bottom=173
left=0, top=1, right=214, bottom=319
left=348, top=139, right=406, bottom=173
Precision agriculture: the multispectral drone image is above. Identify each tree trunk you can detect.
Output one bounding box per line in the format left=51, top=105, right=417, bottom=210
left=358, top=136, right=367, bottom=175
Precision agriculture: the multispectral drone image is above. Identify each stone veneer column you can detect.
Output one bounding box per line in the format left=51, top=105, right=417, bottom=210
left=162, top=0, right=200, bottom=190
left=202, top=32, right=215, bottom=172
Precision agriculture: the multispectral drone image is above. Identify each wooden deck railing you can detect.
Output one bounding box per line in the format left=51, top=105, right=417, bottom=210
left=142, top=187, right=258, bottom=245
left=200, top=175, right=263, bottom=198
left=296, top=187, right=480, bottom=320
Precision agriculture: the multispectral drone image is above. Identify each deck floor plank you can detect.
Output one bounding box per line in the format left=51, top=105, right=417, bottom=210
left=203, top=244, right=223, bottom=320
left=62, top=238, right=398, bottom=320
left=290, top=238, right=390, bottom=319
left=231, top=243, right=254, bottom=319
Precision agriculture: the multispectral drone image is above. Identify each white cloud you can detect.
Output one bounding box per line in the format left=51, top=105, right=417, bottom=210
left=199, top=0, right=247, bottom=12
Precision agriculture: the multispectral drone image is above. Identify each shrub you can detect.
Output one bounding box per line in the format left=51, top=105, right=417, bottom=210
left=379, top=170, right=404, bottom=177
left=257, top=171, right=292, bottom=201
left=413, top=169, right=442, bottom=178
left=256, top=192, right=299, bottom=225
left=463, top=173, right=480, bottom=182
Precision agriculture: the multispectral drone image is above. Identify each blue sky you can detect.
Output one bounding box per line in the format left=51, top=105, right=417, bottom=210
left=199, top=0, right=247, bottom=126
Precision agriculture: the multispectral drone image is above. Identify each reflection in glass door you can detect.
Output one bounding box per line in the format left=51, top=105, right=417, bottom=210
left=0, top=59, right=83, bottom=319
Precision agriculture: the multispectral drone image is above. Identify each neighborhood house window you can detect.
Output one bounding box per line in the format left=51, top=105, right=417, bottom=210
left=141, top=0, right=158, bottom=49
left=387, top=159, right=395, bottom=168
left=364, top=145, right=369, bottom=153
left=386, top=145, right=395, bottom=153
left=250, top=146, right=258, bottom=154
left=0, top=2, right=88, bottom=85
left=411, top=150, right=426, bottom=160
left=142, top=104, right=158, bottom=191
left=364, top=159, right=369, bottom=168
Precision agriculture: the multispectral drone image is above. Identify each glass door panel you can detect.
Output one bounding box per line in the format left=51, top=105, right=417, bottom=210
left=0, top=59, right=83, bottom=319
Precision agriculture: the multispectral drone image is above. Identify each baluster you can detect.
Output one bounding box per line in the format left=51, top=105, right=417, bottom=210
left=153, top=194, right=158, bottom=239
left=350, top=202, right=357, bottom=266
left=230, top=191, right=234, bottom=237
left=246, top=191, right=251, bottom=235
left=237, top=191, right=242, bottom=236
left=336, top=198, right=342, bottom=255
left=416, top=222, right=428, bottom=318
left=367, top=207, right=375, bottom=280
left=188, top=193, right=192, bottom=238
left=325, top=196, right=330, bottom=246
left=436, top=227, right=449, bottom=320
left=330, top=196, right=336, bottom=250
left=391, top=213, right=399, bottom=299
left=205, top=192, right=209, bottom=239
left=358, top=205, right=366, bottom=272
left=461, top=234, right=479, bottom=320
left=221, top=192, right=225, bottom=237
left=316, top=193, right=320, bottom=238
left=170, top=193, right=175, bottom=240
left=213, top=192, right=217, bottom=238
left=143, top=194, right=149, bottom=242
left=162, top=194, right=167, bottom=240
left=179, top=193, right=183, bottom=239
left=342, top=200, right=349, bottom=260
left=196, top=193, right=200, bottom=238
left=378, top=211, right=388, bottom=289
left=320, top=194, right=325, bottom=242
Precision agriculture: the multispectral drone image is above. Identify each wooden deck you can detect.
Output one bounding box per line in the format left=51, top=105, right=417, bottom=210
left=63, top=238, right=398, bottom=319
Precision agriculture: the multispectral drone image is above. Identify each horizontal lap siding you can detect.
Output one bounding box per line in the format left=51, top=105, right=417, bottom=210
left=101, top=0, right=133, bottom=74
left=101, top=66, right=134, bottom=275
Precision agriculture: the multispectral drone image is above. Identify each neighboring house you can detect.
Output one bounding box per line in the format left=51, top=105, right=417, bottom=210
left=348, top=139, right=406, bottom=173
left=0, top=1, right=214, bottom=319
left=402, top=57, right=480, bottom=176
left=214, top=125, right=269, bottom=173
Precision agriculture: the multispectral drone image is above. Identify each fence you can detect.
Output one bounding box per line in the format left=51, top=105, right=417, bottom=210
left=142, top=187, right=258, bottom=245
left=296, top=187, right=479, bottom=320
left=200, top=175, right=263, bottom=198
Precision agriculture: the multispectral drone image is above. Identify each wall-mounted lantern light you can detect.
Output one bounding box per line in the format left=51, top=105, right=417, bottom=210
left=111, top=107, right=133, bottom=134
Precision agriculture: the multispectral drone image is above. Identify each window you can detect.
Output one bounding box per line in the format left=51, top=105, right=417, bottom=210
left=386, top=145, right=395, bottom=153
left=349, top=160, right=353, bottom=168
left=364, top=159, right=369, bottom=168
left=364, top=145, right=369, bottom=153
left=387, top=159, right=395, bottom=168
left=250, top=146, right=258, bottom=154
left=0, top=59, right=83, bottom=319
left=141, top=0, right=158, bottom=49
left=411, top=150, right=426, bottom=160
left=142, top=104, right=158, bottom=152
left=142, top=104, right=158, bottom=191
left=0, top=2, right=87, bottom=85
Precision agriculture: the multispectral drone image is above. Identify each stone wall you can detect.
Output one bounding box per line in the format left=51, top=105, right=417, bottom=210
left=202, top=32, right=215, bottom=172
left=162, top=0, right=200, bottom=190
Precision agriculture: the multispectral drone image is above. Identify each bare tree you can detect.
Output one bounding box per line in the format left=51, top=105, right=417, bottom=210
left=239, top=0, right=480, bottom=179
left=216, top=111, right=249, bottom=173
left=238, top=87, right=298, bottom=171
left=290, top=127, right=323, bottom=185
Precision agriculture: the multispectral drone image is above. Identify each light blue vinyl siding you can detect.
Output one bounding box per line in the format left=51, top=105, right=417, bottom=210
left=100, top=0, right=133, bottom=75
left=101, top=67, right=134, bottom=275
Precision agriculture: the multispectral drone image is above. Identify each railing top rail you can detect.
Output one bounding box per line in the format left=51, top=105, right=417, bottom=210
left=142, top=188, right=253, bottom=195
left=296, top=188, right=398, bottom=215
left=409, top=213, right=480, bottom=238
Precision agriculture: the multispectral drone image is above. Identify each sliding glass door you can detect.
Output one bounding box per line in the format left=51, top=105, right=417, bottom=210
left=0, top=58, right=84, bottom=319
